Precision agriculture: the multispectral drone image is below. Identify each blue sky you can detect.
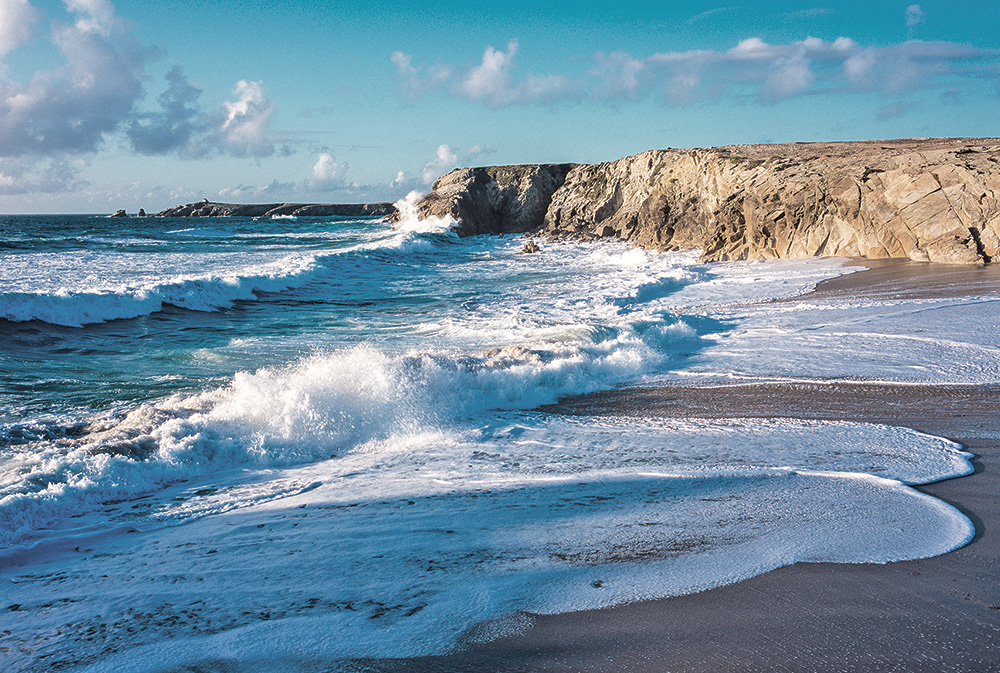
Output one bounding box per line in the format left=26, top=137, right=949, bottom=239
left=0, top=0, right=997, bottom=213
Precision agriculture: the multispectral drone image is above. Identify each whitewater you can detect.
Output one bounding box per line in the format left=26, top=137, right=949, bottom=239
left=0, top=209, right=987, bottom=671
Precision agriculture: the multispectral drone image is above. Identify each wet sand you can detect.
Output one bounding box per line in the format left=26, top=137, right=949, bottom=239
left=364, top=259, right=1000, bottom=673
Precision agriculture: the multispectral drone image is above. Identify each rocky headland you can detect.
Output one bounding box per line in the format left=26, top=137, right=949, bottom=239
left=155, top=200, right=395, bottom=218
left=415, top=138, right=1000, bottom=265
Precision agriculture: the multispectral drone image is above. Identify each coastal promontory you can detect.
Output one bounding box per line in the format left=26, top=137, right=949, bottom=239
left=415, top=138, right=1000, bottom=265
left=155, top=200, right=395, bottom=218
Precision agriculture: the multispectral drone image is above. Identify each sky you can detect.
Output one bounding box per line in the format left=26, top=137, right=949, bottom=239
left=0, top=0, right=997, bottom=213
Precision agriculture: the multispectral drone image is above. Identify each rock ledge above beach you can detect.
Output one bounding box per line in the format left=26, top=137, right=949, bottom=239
left=416, top=138, right=1000, bottom=265
left=155, top=200, right=395, bottom=218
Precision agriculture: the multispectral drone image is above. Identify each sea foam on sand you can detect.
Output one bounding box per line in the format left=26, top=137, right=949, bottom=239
left=0, top=413, right=973, bottom=671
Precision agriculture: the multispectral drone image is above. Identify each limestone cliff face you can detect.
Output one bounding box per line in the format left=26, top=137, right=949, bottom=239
left=417, top=139, right=1000, bottom=264
left=415, top=164, right=575, bottom=236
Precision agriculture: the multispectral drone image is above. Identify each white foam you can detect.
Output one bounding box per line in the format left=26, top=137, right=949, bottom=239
left=393, top=190, right=458, bottom=233
left=0, top=252, right=322, bottom=326
left=681, top=289, right=1000, bottom=384
left=0, top=414, right=972, bottom=670
left=0, top=321, right=699, bottom=547
left=6, top=226, right=986, bottom=669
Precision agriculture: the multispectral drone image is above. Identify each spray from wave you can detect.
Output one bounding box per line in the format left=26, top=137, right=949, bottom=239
left=393, top=190, right=458, bottom=234
left=0, top=313, right=699, bottom=546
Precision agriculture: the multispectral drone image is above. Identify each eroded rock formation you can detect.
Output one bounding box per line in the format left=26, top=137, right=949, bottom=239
left=415, top=164, right=575, bottom=236
left=415, top=138, right=1000, bottom=264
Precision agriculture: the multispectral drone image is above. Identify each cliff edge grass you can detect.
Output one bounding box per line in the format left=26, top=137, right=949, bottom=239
left=415, top=138, right=1000, bottom=265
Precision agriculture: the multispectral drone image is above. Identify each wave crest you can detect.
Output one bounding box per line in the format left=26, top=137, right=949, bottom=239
left=0, top=254, right=320, bottom=327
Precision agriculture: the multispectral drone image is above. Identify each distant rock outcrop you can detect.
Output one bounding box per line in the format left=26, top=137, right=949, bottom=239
left=155, top=201, right=396, bottom=218
left=413, top=138, right=1000, bottom=265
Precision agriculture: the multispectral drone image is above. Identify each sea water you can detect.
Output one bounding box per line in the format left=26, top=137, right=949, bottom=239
left=0, top=210, right=980, bottom=670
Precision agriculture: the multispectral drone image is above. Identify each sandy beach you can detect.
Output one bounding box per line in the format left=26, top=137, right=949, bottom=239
left=364, top=259, right=1000, bottom=673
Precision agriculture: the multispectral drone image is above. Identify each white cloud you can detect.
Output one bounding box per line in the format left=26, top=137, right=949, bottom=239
left=126, top=69, right=282, bottom=159
left=0, top=0, right=145, bottom=157
left=422, top=144, right=459, bottom=184
left=906, top=5, right=926, bottom=29
left=730, top=37, right=773, bottom=58
left=217, top=80, right=276, bottom=157
left=64, top=0, right=119, bottom=35
left=312, top=151, right=342, bottom=181
left=591, top=51, right=644, bottom=99
left=464, top=144, right=494, bottom=160
left=307, top=151, right=350, bottom=191
left=216, top=154, right=397, bottom=204
left=457, top=40, right=520, bottom=106
left=844, top=48, right=877, bottom=85
left=0, top=0, right=39, bottom=56
left=390, top=51, right=450, bottom=100
left=386, top=143, right=494, bottom=194
left=394, top=39, right=579, bottom=107
left=396, top=35, right=998, bottom=108
left=764, top=55, right=815, bottom=100
left=0, top=0, right=287, bottom=191
left=126, top=65, right=204, bottom=155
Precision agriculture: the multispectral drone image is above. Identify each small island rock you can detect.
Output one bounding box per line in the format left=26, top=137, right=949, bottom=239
left=521, top=239, right=540, bottom=253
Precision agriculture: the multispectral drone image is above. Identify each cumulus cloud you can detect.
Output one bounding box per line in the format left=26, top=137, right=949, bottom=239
left=382, top=143, right=494, bottom=193
left=126, top=65, right=203, bottom=155
left=394, top=35, right=999, bottom=108
left=64, top=0, right=119, bottom=34
left=422, top=144, right=459, bottom=184
left=394, top=39, right=579, bottom=107
left=126, top=69, right=280, bottom=158
left=0, top=0, right=40, bottom=56
left=906, top=5, right=926, bottom=29
left=307, top=151, right=349, bottom=191
left=456, top=40, right=519, bottom=105
left=456, top=40, right=578, bottom=106
left=218, top=152, right=399, bottom=203
left=0, top=0, right=281, bottom=184
left=215, top=79, right=276, bottom=157
left=0, top=0, right=146, bottom=157
left=390, top=51, right=451, bottom=100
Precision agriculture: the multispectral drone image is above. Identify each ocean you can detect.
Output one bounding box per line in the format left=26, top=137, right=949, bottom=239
left=0, top=210, right=982, bottom=670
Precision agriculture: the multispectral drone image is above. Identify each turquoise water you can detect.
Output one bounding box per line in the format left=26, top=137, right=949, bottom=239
left=1, top=215, right=467, bottom=416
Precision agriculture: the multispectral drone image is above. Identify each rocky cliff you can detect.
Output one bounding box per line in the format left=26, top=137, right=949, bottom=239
left=415, top=164, right=575, bottom=236
left=416, top=138, right=1000, bottom=264
left=155, top=200, right=395, bottom=218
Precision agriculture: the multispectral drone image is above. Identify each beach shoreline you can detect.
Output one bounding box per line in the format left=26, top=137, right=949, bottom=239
left=363, top=258, right=1000, bottom=673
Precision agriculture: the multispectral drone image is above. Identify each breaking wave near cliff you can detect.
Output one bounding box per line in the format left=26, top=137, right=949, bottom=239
left=0, top=213, right=981, bottom=670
